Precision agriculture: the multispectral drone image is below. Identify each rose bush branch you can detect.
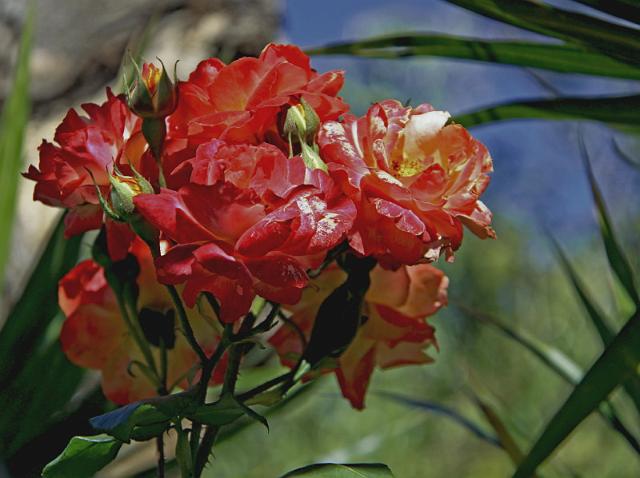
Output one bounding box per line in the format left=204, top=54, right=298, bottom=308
left=28, top=44, right=494, bottom=477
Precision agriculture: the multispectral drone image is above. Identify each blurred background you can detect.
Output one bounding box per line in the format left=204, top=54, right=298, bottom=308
left=1, top=0, right=639, bottom=476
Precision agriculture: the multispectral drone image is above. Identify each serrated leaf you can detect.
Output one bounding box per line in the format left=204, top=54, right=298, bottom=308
left=186, top=394, right=246, bottom=427
left=514, top=311, right=640, bottom=477
left=234, top=397, right=269, bottom=431
left=455, top=94, right=640, bottom=129
left=307, top=34, right=640, bottom=80
left=90, top=402, right=169, bottom=442
left=42, top=435, right=122, bottom=478
left=281, top=463, right=394, bottom=478
left=134, top=383, right=318, bottom=478
left=445, top=0, right=640, bottom=67
left=0, top=7, right=32, bottom=286
left=129, top=421, right=169, bottom=442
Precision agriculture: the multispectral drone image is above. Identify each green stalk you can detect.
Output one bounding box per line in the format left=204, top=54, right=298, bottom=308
left=166, top=284, right=207, bottom=362
left=111, top=282, right=159, bottom=385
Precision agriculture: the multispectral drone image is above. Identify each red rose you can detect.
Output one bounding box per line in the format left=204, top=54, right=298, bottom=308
left=135, top=140, right=356, bottom=322
left=162, top=43, right=348, bottom=182
left=23, top=89, right=152, bottom=238
left=318, top=99, right=494, bottom=267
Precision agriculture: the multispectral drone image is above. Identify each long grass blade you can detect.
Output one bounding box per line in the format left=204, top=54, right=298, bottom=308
left=455, top=94, right=640, bottom=129
left=578, top=138, right=640, bottom=308
left=550, top=238, right=615, bottom=344
left=0, top=9, right=33, bottom=286
left=571, top=1, right=640, bottom=25
left=377, top=391, right=502, bottom=448
left=307, top=34, right=640, bottom=80
left=445, top=0, right=640, bottom=67
left=458, top=305, right=640, bottom=454
left=470, top=394, right=525, bottom=466
left=513, top=310, right=640, bottom=477
left=0, top=216, right=82, bottom=389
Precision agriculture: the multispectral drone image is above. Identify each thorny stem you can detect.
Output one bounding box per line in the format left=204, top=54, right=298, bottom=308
left=166, top=284, right=208, bottom=362
left=194, top=426, right=219, bottom=477
left=159, top=338, right=169, bottom=395
left=110, top=280, right=159, bottom=386
left=157, top=340, right=169, bottom=475
left=277, top=312, right=308, bottom=392
left=221, top=328, right=243, bottom=397
left=156, top=435, right=165, bottom=478
left=193, top=317, right=254, bottom=476
left=237, top=372, right=291, bottom=402
left=189, top=316, right=233, bottom=474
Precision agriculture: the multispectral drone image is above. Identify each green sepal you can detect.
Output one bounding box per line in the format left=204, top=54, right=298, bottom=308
left=300, top=141, right=328, bottom=172
left=154, top=58, right=179, bottom=117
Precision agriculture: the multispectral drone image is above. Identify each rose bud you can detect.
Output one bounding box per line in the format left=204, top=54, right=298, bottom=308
left=127, top=60, right=178, bottom=119
left=284, top=98, right=321, bottom=144
left=283, top=99, right=327, bottom=171
left=108, top=169, right=154, bottom=221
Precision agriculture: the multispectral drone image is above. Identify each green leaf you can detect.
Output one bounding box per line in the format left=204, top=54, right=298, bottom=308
left=455, top=94, right=640, bottom=129
left=281, top=463, right=394, bottom=478
left=41, top=435, right=122, bottom=478
left=459, top=306, right=640, bottom=454
left=571, top=1, right=640, bottom=25
left=133, top=383, right=318, bottom=478
left=579, top=141, right=640, bottom=308
left=90, top=402, right=170, bottom=443
left=0, top=216, right=83, bottom=389
left=306, top=34, right=640, bottom=80
left=513, top=310, right=640, bottom=477
left=377, top=391, right=501, bottom=448
left=186, top=394, right=255, bottom=428
left=445, top=0, right=640, bottom=67
left=0, top=8, right=32, bottom=286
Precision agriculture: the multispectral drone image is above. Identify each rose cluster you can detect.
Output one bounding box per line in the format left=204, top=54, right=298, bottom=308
left=25, top=44, right=493, bottom=409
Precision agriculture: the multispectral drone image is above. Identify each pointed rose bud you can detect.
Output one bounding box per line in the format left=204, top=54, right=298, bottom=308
left=127, top=59, right=178, bottom=119
left=283, top=99, right=327, bottom=171
left=283, top=98, right=321, bottom=144
left=108, top=167, right=154, bottom=221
